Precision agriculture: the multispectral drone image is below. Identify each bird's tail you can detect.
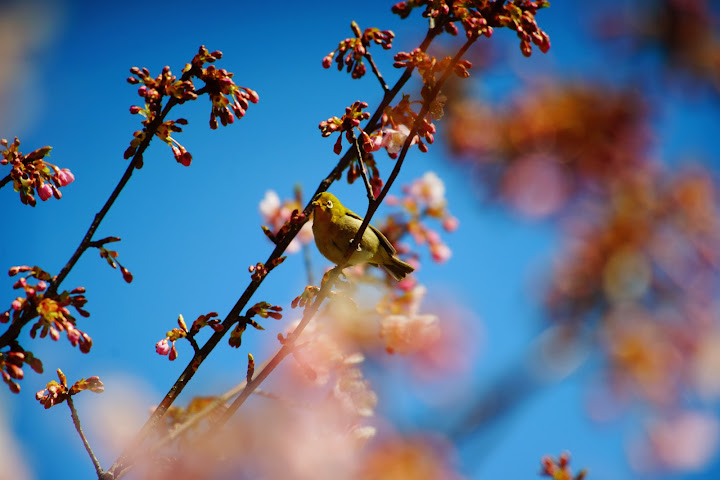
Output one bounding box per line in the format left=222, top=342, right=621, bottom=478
left=382, top=256, right=415, bottom=282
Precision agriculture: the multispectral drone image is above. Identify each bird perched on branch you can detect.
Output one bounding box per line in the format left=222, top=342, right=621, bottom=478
left=311, top=192, right=414, bottom=281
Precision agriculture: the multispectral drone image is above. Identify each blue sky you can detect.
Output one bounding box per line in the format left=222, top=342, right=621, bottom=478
left=3, top=1, right=719, bottom=479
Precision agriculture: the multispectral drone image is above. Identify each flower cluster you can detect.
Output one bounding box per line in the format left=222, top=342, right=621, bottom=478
left=382, top=171, right=457, bottom=269
left=444, top=83, right=650, bottom=217
left=540, top=452, right=587, bottom=480
left=249, top=257, right=288, bottom=283
left=547, top=169, right=720, bottom=409
left=394, top=48, right=472, bottom=94
left=392, top=0, right=551, bottom=56
left=125, top=63, right=196, bottom=167
left=323, top=21, right=394, bottom=79
left=1, top=348, right=42, bottom=393
left=93, top=236, right=133, bottom=283
left=125, top=45, right=258, bottom=167
left=179, top=46, right=259, bottom=129
left=259, top=189, right=313, bottom=253
left=156, top=312, right=223, bottom=361
left=247, top=301, right=283, bottom=321
left=597, top=0, right=720, bottom=91
left=372, top=96, right=437, bottom=157
left=2, top=266, right=92, bottom=355
left=319, top=101, right=371, bottom=155
left=1, top=137, right=75, bottom=206
left=286, top=319, right=378, bottom=419
left=35, top=368, right=104, bottom=409
left=378, top=285, right=441, bottom=354
left=228, top=302, right=282, bottom=348
left=291, top=285, right=320, bottom=309
left=359, top=437, right=462, bottom=479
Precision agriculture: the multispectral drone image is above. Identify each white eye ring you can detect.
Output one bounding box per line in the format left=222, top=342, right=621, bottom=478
left=326, top=200, right=333, bottom=209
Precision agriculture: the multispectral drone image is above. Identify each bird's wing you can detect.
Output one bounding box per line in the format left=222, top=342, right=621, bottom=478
left=344, top=209, right=397, bottom=255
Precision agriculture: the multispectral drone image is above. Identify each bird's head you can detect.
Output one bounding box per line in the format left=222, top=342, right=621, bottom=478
left=311, top=192, right=343, bottom=217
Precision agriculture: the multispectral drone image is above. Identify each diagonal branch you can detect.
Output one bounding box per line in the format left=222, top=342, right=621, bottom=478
left=67, top=396, right=105, bottom=478
left=0, top=173, right=11, bottom=189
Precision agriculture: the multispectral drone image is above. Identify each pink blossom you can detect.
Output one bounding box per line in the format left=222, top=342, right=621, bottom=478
left=56, top=168, right=75, bottom=186
left=38, top=183, right=53, bottom=201
left=631, top=411, right=719, bottom=472
left=380, top=125, right=411, bottom=155
left=430, top=242, right=452, bottom=263
left=381, top=313, right=440, bottom=354
left=155, top=338, right=170, bottom=355
left=11, top=298, right=22, bottom=310
left=408, top=171, right=446, bottom=209
left=36, top=281, right=48, bottom=291
left=442, top=216, right=459, bottom=232
left=259, top=190, right=283, bottom=225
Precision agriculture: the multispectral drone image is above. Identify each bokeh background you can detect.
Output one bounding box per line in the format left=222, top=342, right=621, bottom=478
left=2, top=0, right=720, bottom=478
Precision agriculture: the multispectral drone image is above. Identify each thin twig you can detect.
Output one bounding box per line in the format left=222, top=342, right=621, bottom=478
left=365, top=53, right=389, bottom=94
left=350, top=131, right=375, bottom=202
left=67, top=396, right=105, bottom=478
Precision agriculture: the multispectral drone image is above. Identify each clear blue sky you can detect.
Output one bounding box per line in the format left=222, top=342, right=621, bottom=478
left=2, top=1, right=719, bottom=479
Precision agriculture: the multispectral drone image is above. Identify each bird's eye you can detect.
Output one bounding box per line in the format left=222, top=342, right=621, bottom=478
left=326, top=200, right=333, bottom=209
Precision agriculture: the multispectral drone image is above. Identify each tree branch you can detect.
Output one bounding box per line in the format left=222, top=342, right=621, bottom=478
left=351, top=131, right=375, bottom=202
left=0, top=173, right=11, bottom=189
left=365, top=52, right=390, bottom=94
left=67, top=396, right=104, bottom=478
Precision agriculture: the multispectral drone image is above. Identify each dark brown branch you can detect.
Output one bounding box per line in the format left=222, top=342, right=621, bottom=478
left=67, top=396, right=105, bottom=478
left=365, top=53, right=389, bottom=94
left=0, top=173, right=11, bottom=189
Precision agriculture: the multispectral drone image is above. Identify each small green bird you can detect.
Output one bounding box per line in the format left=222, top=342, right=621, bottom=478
left=311, top=192, right=414, bottom=281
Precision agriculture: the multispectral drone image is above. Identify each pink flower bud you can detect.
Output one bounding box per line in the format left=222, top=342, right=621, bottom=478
left=67, top=327, right=80, bottom=346
left=442, top=216, right=459, bottom=232
left=36, top=280, right=48, bottom=291
left=11, top=298, right=22, bottom=310
left=155, top=338, right=170, bottom=355
left=38, top=183, right=53, bottom=201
